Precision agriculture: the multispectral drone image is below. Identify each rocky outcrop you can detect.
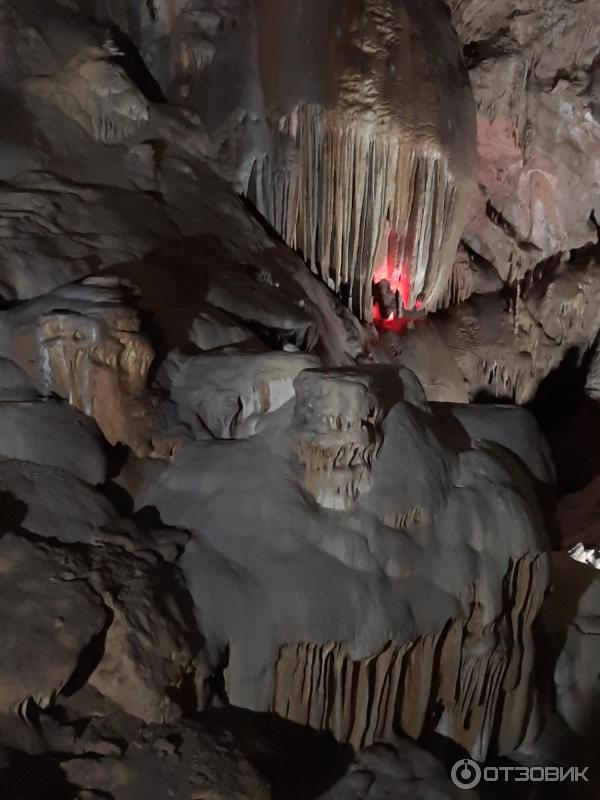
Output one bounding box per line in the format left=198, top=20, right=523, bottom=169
left=292, top=368, right=394, bottom=510
left=0, top=524, right=205, bottom=726
left=1, top=0, right=595, bottom=795
left=0, top=399, right=107, bottom=484
left=370, top=0, right=600, bottom=411
left=163, top=351, right=321, bottom=439
left=450, top=0, right=600, bottom=286
left=273, top=555, right=546, bottom=759
left=542, top=554, right=600, bottom=738
left=62, top=714, right=270, bottom=800
left=0, top=279, right=181, bottom=458
left=141, top=366, right=550, bottom=760
left=317, top=741, right=477, bottom=800
left=66, top=0, right=478, bottom=319
left=0, top=534, right=107, bottom=716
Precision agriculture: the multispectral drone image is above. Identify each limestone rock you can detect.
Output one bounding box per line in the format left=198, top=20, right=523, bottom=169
left=68, top=0, right=478, bottom=319
left=433, top=402, right=555, bottom=487
left=0, top=534, right=107, bottom=714
left=0, top=460, right=115, bottom=543
left=0, top=527, right=206, bottom=727
left=542, top=553, right=600, bottom=737
left=388, top=256, right=600, bottom=404
left=291, top=367, right=425, bottom=510
left=273, top=555, right=546, bottom=758
left=0, top=279, right=182, bottom=458
left=0, top=359, right=37, bottom=401
left=0, top=0, right=372, bottom=372
left=317, top=741, right=476, bottom=800
left=84, top=545, right=206, bottom=723
left=189, top=306, right=263, bottom=353
left=62, top=715, right=270, bottom=800
left=0, top=1, right=591, bottom=792
left=140, top=366, right=550, bottom=760
left=569, top=543, right=600, bottom=571
left=0, top=399, right=107, bottom=485
left=163, top=350, right=321, bottom=440
left=451, top=0, right=600, bottom=283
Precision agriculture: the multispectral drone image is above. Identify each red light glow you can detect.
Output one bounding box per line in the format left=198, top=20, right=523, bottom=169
left=372, top=254, right=412, bottom=307
left=372, top=231, right=424, bottom=331
left=372, top=302, right=411, bottom=333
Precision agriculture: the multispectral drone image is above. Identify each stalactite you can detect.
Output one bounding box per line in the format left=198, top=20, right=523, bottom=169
left=248, top=105, right=469, bottom=321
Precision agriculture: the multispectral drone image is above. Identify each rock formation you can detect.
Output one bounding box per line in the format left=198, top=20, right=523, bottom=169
left=542, top=554, right=600, bottom=739
left=66, top=0, right=478, bottom=319
left=0, top=0, right=599, bottom=797
left=140, top=366, right=551, bottom=761
left=317, top=740, right=479, bottom=800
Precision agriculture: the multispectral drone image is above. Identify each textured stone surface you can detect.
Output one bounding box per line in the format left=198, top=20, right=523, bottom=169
left=317, top=741, right=476, bottom=800
left=0, top=534, right=107, bottom=714
left=542, top=553, right=600, bottom=737
left=0, top=1, right=596, bottom=796
left=141, top=367, right=550, bottom=760
left=451, top=0, right=600, bottom=281
left=63, top=718, right=270, bottom=800
left=0, top=400, right=107, bottom=484
left=67, top=0, right=478, bottom=319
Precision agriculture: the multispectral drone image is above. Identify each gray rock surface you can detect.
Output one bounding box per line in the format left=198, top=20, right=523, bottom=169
left=318, top=741, right=478, bottom=800
left=0, top=400, right=107, bottom=484
left=0, top=534, right=107, bottom=714
left=543, top=553, right=600, bottom=737
left=140, top=366, right=550, bottom=760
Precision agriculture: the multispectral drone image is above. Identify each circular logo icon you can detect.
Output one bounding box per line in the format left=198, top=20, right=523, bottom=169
left=451, top=758, right=482, bottom=790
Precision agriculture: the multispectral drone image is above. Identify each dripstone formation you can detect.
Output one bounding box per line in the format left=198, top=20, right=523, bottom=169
left=0, top=1, right=598, bottom=799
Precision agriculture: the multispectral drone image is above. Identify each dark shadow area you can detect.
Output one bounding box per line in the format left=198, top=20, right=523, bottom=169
left=0, top=491, right=28, bottom=534
left=240, top=191, right=355, bottom=320
left=61, top=609, right=113, bottom=698
left=199, top=707, right=354, bottom=800
left=528, top=346, right=600, bottom=494
left=106, top=26, right=165, bottom=103
left=240, top=193, right=289, bottom=248
left=429, top=402, right=475, bottom=453
left=473, top=389, right=516, bottom=405
left=152, top=560, right=206, bottom=714
left=134, top=503, right=165, bottom=529
left=474, top=345, right=600, bottom=495
left=100, top=481, right=135, bottom=516
left=0, top=750, right=79, bottom=800
left=99, top=442, right=136, bottom=515
left=529, top=347, right=590, bottom=431
left=423, top=726, right=599, bottom=800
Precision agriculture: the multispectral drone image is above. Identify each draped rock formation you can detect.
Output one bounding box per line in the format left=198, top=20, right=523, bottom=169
left=273, top=555, right=546, bottom=759
left=1, top=0, right=594, bottom=795
left=0, top=278, right=181, bottom=458
left=141, top=366, right=551, bottom=761
left=67, top=0, right=478, bottom=319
